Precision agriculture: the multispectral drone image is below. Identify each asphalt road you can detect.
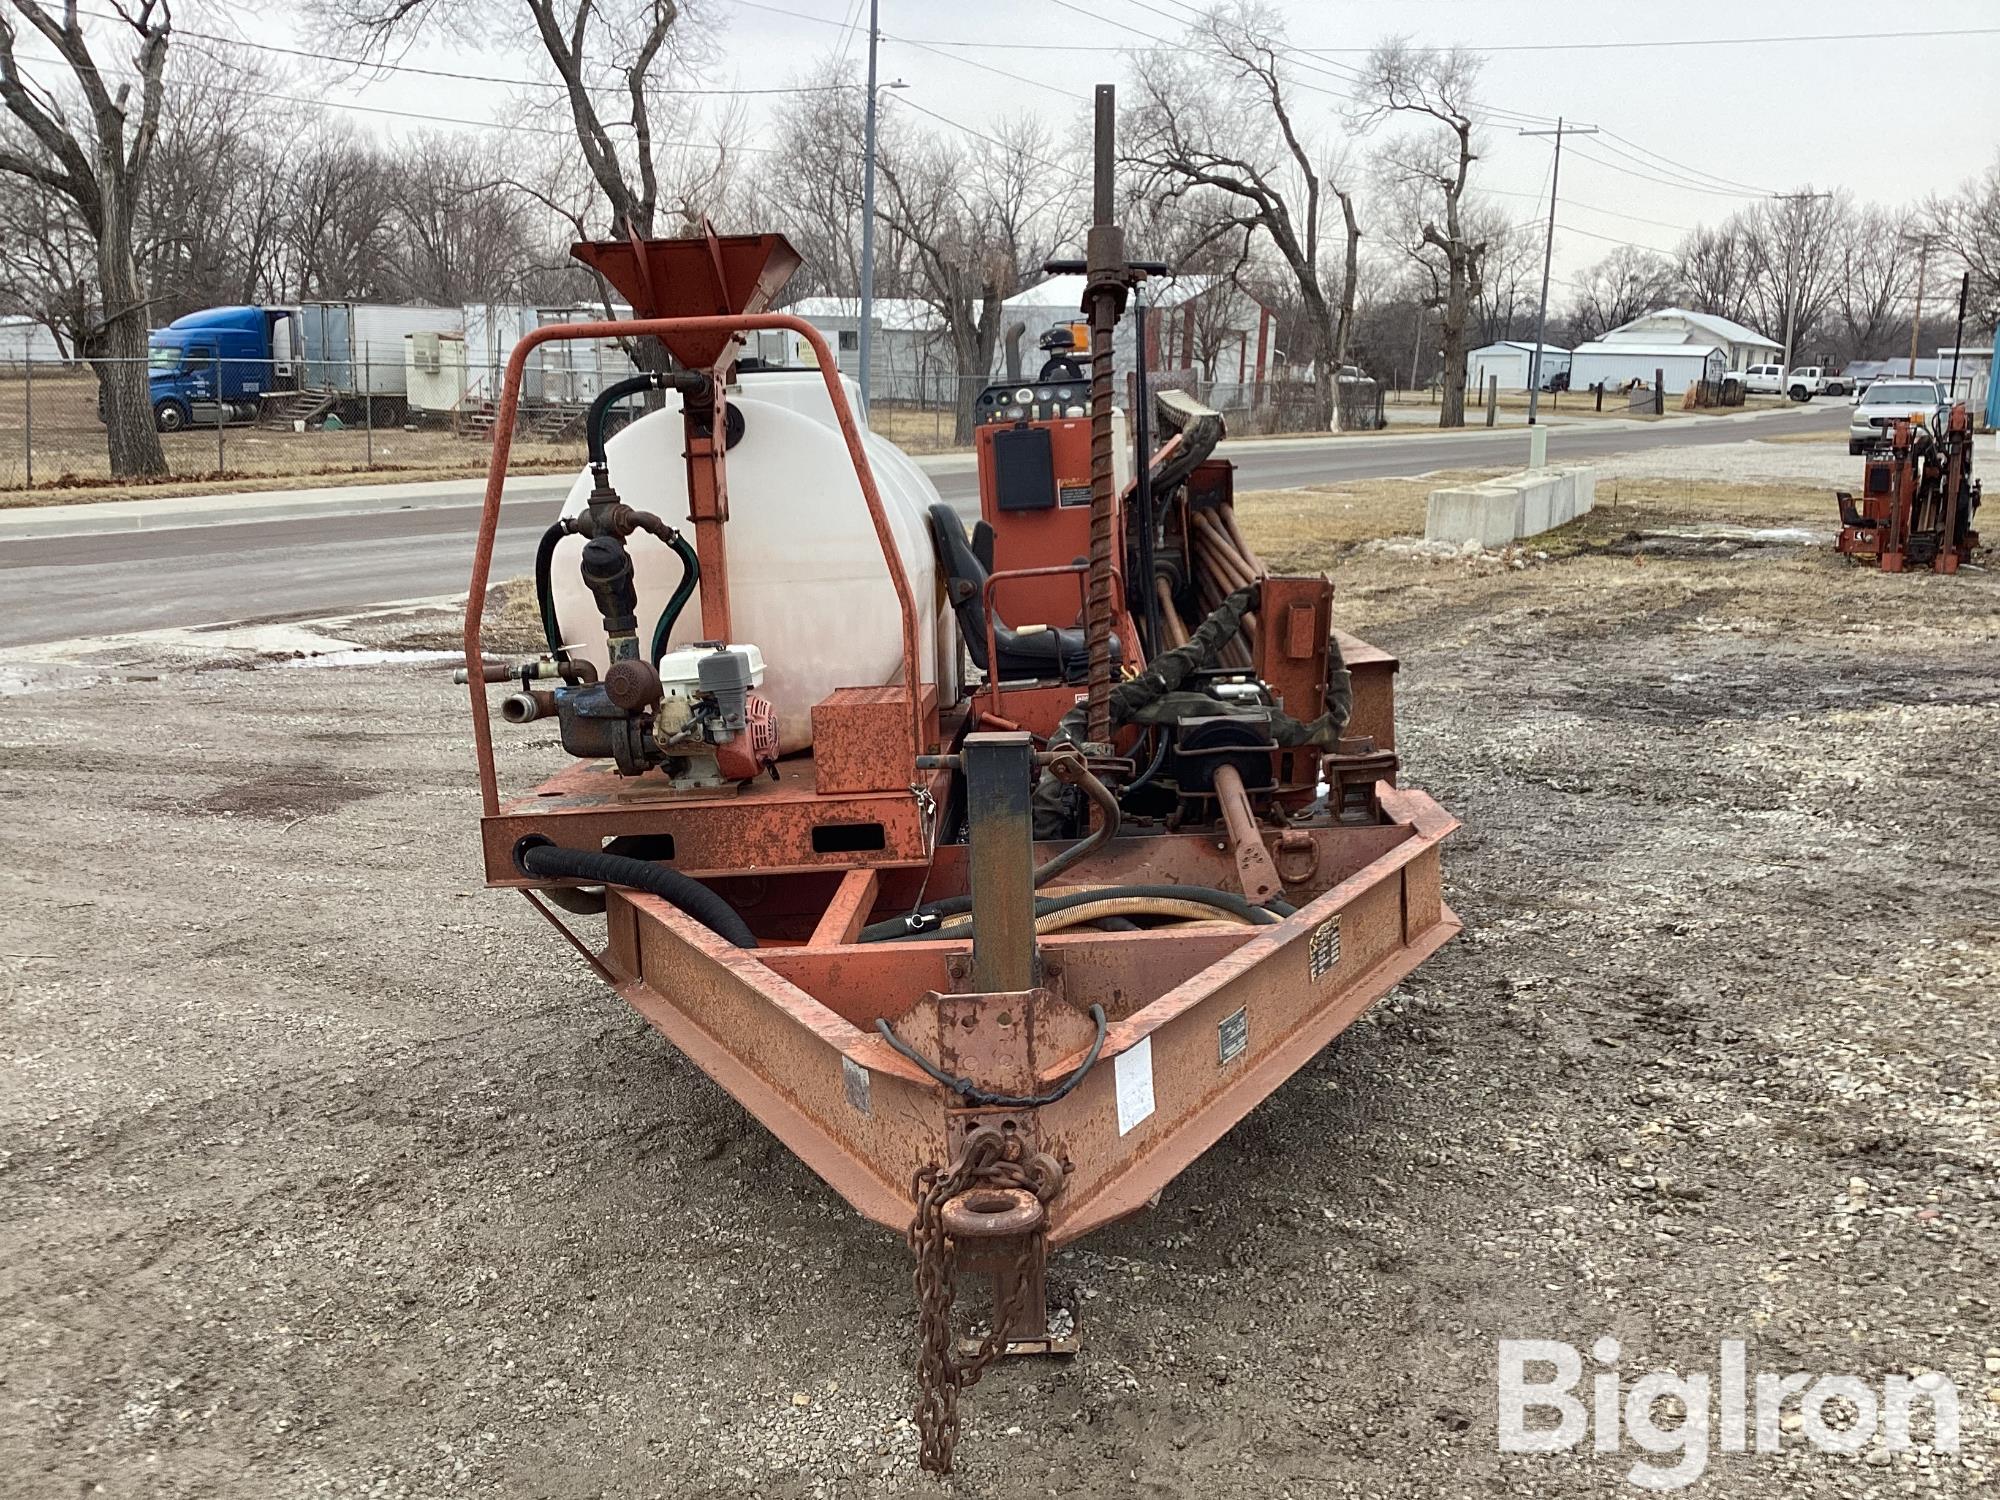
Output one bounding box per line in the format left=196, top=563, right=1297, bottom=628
left=0, top=405, right=1846, bottom=647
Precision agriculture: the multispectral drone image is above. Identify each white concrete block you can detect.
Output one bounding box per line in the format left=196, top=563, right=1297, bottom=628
left=1423, top=464, right=1600, bottom=547
left=1570, top=466, right=1596, bottom=515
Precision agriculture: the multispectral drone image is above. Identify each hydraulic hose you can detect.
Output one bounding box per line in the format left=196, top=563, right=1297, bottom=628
left=517, top=842, right=757, bottom=949
left=649, top=529, right=701, bottom=666
left=1034, top=897, right=1254, bottom=935
left=533, top=520, right=571, bottom=663
left=586, top=369, right=711, bottom=477
left=863, top=882, right=1280, bottom=943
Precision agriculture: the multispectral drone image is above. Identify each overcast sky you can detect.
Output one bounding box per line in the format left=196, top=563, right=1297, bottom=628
left=40, top=0, right=2000, bottom=285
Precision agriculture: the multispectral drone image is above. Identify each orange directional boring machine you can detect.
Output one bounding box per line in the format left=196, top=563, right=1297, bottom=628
left=460, top=86, right=1457, bottom=1474
left=1837, top=402, right=1982, bottom=573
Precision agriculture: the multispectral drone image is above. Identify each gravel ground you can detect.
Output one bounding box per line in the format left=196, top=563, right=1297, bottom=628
left=2, top=483, right=1996, bottom=1499
left=1594, top=433, right=1860, bottom=487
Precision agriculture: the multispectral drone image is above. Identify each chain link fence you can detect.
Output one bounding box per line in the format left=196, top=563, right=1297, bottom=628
left=0, top=355, right=613, bottom=492
left=1, top=355, right=1358, bottom=493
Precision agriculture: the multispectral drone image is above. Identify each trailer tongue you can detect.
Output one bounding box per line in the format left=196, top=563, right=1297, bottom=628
left=461, top=89, right=1458, bottom=1474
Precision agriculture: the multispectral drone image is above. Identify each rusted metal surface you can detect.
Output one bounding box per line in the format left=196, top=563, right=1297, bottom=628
left=963, top=733, right=1039, bottom=994
left=907, top=1125, right=1061, bottom=1473
left=808, top=868, right=880, bottom=948
left=480, top=756, right=947, bottom=883
left=1835, top=405, right=1981, bottom=574
left=463, top=310, right=929, bottom=819
left=1081, top=83, right=1129, bottom=747
left=571, top=786, right=1454, bottom=1244
left=1210, top=762, right=1284, bottom=903
left=811, top=686, right=922, bottom=794
left=568, top=230, right=802, bottom=367
left=1336, top=628, right=1398, bottom=756
left=942, top=1185, right=1043, bottom=1239
left=1254, top=576, right=1334, bottom=790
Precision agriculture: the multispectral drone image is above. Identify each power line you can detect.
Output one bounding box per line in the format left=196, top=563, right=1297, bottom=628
left=1478, top=184, right=1691, bottom=235
left=1562, top=144, right=1764, bottom=200
left=14, top=49, right=787, bottom=151
left=887, top=34, right=1086, bottom=99
left=70, top=5, right=854, bottom=98
left=1596, top=128, right=1775, bottom=197
left=893, top=95, right=1090, bottom=185
left=1298, top=25, right=2000, bottom=54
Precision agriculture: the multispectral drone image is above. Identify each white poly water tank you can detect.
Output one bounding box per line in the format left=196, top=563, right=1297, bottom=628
left=549, top=371, right=956, bottom=755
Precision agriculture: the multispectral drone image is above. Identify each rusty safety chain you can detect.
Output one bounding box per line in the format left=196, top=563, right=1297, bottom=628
left=908, top=1126, right=1062, bottom=1474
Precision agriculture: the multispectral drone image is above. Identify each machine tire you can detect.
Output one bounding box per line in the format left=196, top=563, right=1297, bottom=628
left=371, top=395, right=406, bottom=427
left=1849, top=440, right=1864, bottom=456
left=154, top=399, right=190, bottom=432
left=1789, top=385, right=1811, bottom=402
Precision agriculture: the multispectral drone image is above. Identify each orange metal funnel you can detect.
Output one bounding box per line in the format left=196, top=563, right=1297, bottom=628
left=571, top=226, right=803, bottom=370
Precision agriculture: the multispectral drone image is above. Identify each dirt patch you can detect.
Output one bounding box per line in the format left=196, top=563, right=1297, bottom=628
left=1, top=484, right=1995, bottom=1497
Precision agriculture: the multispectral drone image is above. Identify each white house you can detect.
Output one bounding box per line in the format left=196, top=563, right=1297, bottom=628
left=1001, top=273, right=1282, bottom=409
left=782, top=296, right=965, bottom=404
left=1569, top=340, right=1726, bottom=393
left=1465, top=341, right=1570, bottom=393
left=1593, top=307, right=1780, bottom=373
left=0, top=317, right=67, bottom=362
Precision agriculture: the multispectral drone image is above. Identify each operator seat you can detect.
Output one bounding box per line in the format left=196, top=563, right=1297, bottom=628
left=927, top=502, right=1114, bottom=684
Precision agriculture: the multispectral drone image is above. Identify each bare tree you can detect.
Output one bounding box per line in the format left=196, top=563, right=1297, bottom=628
left=325, top=0, right=735, bottom=372
left=0, top=140, right=96, bottom=353
left=1741, top=191, right=1846, bottom=364
left=876, top=113, right=1077, bottom=442
left=1674, top=222, right=1755, bottom=325
left=758, top=62, right=872, bottom=299
left=1356, top=38, right=1488, bottom=427
left=137, top=62, right=292, bottom=318
left=1123, top=2, right=1359, bottom=428
left=274, top=121, right=399, bottom=300
left=389, top=133, right=543, bottom=303
left=1470, top=211, right=1538, bottom=346
left=0, top=0, right=171, bottom=476
left=1930, top=151, right=2000, bottom=326
left=1568, top=245, right=1676, bottom=344
left=1830, top=205, right=1913, bottom=361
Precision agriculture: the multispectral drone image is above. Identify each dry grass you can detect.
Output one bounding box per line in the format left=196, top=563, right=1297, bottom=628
left=1234, top=468, right=1502, bottom=570
left=861, top=402, right=968, bottom=455
left=1235, top=467, right=1836, bottom=576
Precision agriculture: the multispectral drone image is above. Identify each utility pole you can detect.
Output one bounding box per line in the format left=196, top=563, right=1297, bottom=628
left=1905, top=234, right=1935, bottom=377
left=1947, top=270, right=1970, bottom=400
left=1520, top=118, right=1597, bottom=436
left=1768, top=189, right=1833, bottom=382
left=857, top=0, right=881, bottom=420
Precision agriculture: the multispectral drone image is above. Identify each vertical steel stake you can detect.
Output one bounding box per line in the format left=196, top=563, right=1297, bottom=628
left=962, top=732, right=1038, bottom=994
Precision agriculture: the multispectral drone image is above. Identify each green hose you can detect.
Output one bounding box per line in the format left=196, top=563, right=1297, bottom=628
left=650, top=531, right=701, bottom=666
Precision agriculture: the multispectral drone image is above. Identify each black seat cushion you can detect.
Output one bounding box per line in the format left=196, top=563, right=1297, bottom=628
left=928, top=503, right=1115, bottom=684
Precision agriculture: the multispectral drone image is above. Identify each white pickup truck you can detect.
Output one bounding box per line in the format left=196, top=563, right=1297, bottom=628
left=1785, top=366, right=1854, bottom=401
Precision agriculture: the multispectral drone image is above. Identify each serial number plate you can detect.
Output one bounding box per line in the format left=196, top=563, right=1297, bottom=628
left=1308, top=915, right=1342, bottom=982
left=1218, top=1007, right=1249, bottom=1066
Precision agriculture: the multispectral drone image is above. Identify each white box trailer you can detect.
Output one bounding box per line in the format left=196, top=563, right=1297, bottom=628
left=426, top=302, right=642, bottom=416
left=290, top=302, right=461, bottom=399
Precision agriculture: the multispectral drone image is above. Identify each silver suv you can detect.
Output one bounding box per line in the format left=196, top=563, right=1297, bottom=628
left=1849, top=378, right=1944, bottom=454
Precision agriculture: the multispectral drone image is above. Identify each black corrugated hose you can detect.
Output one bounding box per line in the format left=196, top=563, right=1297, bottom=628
left=517, top=842, right=757, bottom=948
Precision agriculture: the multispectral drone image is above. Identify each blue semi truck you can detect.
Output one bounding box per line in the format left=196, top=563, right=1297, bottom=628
left=142, top=301, right=455, bottom=431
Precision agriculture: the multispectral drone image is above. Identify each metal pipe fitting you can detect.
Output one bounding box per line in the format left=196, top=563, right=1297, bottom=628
left=500, top=689, right=555, bottom=724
